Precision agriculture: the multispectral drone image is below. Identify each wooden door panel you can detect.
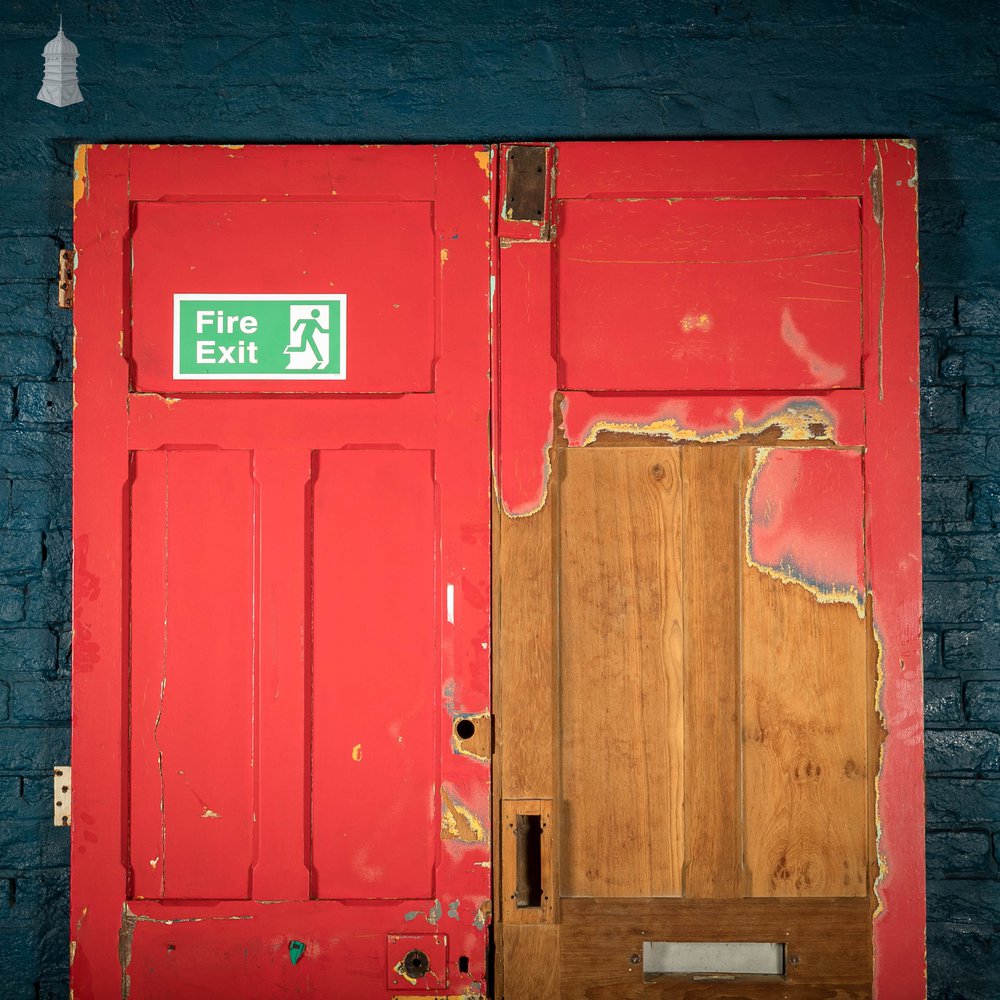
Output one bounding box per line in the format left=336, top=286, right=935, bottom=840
left=681, top=445, right=743, bottom=900
left=129, top=449, right=256, bottom=901
left=131, top=200, right=437, bottom=393
left=559, top=448, right=685, bottom=898
left=743, top=447, right=870, bottom=900
left=556, top=197, right=862, bottom=392
left=742, top=566, right=870, bottom=898
left=559, top=897, right=872, bottom=1000
left=311, top=448, right=438, bottom=900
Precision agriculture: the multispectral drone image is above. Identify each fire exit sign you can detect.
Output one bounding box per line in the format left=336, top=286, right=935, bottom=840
left=173, top=293, right=347, bottom=379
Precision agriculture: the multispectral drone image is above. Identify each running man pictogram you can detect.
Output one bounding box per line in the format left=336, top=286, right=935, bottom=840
left=285, top=306, right=330, bottom=370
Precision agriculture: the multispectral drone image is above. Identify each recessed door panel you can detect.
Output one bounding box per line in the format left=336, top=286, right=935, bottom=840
left=559, top=447, right=684, bottom=899
left=556, top=197, right=862, bottom=391
left=311, top=448, right=438, bottom=900
left=131, top=200, right=437, bottom=393
left=129, top=449, right=255, bottom=901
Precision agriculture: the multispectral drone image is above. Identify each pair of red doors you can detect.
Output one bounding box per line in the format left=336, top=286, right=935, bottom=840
left=71, top=141, right=924, bottom=998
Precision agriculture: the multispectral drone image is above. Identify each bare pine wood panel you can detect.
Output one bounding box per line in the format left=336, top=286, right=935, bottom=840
left=495, top=502, right=557, bottom=800
left=501, top=925, right=561, bottom=1000
left=681, top=446, right=743, bottom=899
left=559, top=897, right=872, bottom=1000
left=559, top=447, right=684, bottom=898
left=741, top=452, right=870, bottom=898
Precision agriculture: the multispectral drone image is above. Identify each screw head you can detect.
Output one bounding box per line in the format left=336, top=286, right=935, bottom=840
left=629, top=953, right=641, bottom=966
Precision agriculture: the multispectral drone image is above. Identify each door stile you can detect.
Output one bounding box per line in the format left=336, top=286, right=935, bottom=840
left=72, top=143, right=133, bottom=992
left=861, top=139, right=924, bottom=998
left=428, top=144, right=494, bottom=958
left=493, top=155, right=562, bottom=996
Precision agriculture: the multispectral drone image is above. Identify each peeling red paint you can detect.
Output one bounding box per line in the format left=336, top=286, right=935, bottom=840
left=561, top=391, right=866, bottom=448
left=864, top=139, right=926, bottom=999
left=499, top=390, right=866, bottom=519
left=746, top=448, right=865, bottom=606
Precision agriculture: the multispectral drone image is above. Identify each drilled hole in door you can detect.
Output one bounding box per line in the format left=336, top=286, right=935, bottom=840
left=456, top=718, right=476, bottom=740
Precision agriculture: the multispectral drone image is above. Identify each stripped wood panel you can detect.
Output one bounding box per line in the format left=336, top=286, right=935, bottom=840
left=501, top=925, right=561, bottom=1000
left=741, top=449, right=870, bottom=898
left=681, top=446, right=743, bottom=899
left=495, top=502, right=557, bottom=803
left=559, top=897, right=872, bottom=1000
left=558, top=447, right=684, bottom=898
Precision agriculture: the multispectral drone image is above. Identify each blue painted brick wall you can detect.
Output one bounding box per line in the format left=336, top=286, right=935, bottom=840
left=2, top=1, right=998, bottom=996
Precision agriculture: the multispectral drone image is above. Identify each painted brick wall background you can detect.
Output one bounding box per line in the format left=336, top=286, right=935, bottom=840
left=1, top=1, right=998, bottom=997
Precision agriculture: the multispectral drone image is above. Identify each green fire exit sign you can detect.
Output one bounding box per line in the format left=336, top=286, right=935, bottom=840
left=173, top=293, right=347, bottom=379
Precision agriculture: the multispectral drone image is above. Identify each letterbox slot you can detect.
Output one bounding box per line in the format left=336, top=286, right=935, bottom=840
left=642, top=941, right=785, bottom=981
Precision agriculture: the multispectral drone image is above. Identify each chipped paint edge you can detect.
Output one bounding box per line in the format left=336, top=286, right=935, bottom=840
left=871, top=623, right=888, bottom=922
left=499, top=398, right=840, bottom=520
left=577, top=400, right=838, bottom=449
left=73, top=144, right=90, bottom=210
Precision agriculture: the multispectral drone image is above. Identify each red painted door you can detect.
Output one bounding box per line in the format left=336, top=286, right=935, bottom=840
left=72, top=145, right=492, bottom=997
left=73, top=140, right=923, bottom=1000
left=492, top=140, right=923, bottom=1000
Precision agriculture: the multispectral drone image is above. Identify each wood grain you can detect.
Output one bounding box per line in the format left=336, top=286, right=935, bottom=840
left=742, top=452, right=870, bottom=898
left=559, top=896, right=872, bottom=1000
left=502, top=925, right=561, bottom=1000
left=494, top=499, right=558, bottom=801
left=681, top=447, right=743, bottom=898
left=558, top=447, right=684, bottom=898
left=494, top=489, right=561, bottom=996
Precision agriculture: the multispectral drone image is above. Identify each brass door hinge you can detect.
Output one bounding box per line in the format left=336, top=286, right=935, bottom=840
left=58, top=249, right=74, bottom=309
